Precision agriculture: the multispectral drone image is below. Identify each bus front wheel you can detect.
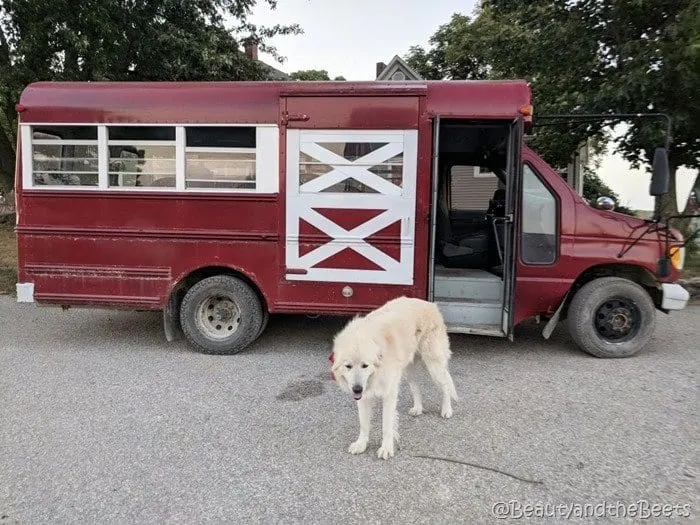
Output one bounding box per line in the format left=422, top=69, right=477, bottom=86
left=567, top=277, right=656, bottom=358
left=180, top=275, right=264, bottom=355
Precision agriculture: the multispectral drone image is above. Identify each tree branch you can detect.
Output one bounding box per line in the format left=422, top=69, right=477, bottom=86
left=411, top=454, right=544, bottom=485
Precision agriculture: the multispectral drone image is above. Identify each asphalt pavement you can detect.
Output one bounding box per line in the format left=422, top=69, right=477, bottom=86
left=0, top=296, right=697, bottom=524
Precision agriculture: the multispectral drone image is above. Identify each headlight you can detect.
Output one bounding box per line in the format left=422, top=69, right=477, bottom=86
left=669, top=245, right=685, bottom=270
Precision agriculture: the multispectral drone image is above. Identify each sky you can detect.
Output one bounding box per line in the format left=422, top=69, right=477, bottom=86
left=251, top=0, right=697, bottom=211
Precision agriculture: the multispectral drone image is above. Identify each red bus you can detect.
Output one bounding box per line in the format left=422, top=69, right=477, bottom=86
left=13, top=80, right=689, bottom=358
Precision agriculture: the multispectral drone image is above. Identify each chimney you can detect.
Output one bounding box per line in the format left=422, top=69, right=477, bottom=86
left=376, top=62, right=386, bottom=78
left=244, top=41, right=259, bottom=61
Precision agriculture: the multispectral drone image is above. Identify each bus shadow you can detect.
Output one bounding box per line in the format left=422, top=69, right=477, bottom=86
left=37, top=306, right=586, bottom=360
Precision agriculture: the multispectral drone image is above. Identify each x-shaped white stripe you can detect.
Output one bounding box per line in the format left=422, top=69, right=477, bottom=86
left=299, top=141, right=403, bottom=196
left=296, top=207, right=403, bottom=271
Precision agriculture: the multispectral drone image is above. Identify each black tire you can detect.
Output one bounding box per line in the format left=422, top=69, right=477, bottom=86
left=567, top=277, right=656, bottom=358
left=179, top=275, right=264, bottom=355
left=255, top=308, right=270, bottom=342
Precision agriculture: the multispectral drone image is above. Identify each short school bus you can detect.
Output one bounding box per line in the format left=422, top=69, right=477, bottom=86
left=13, top=80, right=690, bottom=357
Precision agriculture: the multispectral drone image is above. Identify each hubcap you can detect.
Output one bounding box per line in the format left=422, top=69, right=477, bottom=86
left=196, top=295, right=241, bottom=340
left=594, top=297, right=640, bottom=342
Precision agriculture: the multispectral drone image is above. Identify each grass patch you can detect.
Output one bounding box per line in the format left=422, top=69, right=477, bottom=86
left=0, top=224, right=17, bottom=295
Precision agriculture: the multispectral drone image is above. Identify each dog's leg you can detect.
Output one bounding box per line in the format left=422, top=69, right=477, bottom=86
left=424, top=360, right=457, bottom=419
left=377, top=382, right=400, bottom=460
left=348, top=397, right=372, bottom=454
left=405, top=363, right=423, bottom=416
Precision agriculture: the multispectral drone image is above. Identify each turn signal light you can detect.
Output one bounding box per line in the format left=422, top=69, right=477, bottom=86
left=519, top=104, right=533, bottom=116
left=669, top=246, right=685, bottom=270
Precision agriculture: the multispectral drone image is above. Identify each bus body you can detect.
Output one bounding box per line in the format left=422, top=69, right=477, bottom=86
left=13, top=80, right=689, bottom=357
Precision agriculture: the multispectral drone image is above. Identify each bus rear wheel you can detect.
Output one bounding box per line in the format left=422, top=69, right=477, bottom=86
left=567, top=277, right=656, bottom=358
left=180, top=275, right=264, bottom=355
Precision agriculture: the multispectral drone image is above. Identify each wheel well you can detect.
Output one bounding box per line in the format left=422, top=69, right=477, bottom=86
left=562, top=263, right=662, bottom=318
left=168, top=266, right=268, bottom=324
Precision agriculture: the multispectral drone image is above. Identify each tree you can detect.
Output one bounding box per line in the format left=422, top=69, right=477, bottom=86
left=0, top=0, right=302, bottom=195
left=582, top=170, right=634, bottom=216
left=406, top=0, right=700, bottom=225
left=289, top=69, right=346, bottom=81
left=290, top=69, right=330, bottom=80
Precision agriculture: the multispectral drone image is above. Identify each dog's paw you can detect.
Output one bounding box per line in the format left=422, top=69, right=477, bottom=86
left=408, top=406, right=423, bottom=417
left=348, top=439, right=368, bottom=455
left=441, top=406, right=453, bottom=419
left=376, top=443, right=395, bottom=460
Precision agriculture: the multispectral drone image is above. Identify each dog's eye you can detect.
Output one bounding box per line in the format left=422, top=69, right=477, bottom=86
left=361, top=363, right=369, bottom=369
left=345, top=364, right=352, bottom=369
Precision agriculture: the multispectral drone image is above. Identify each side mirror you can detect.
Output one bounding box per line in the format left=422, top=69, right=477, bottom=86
left=595, top=196, right=616, bottom=211
left=649, top=147, right=670, bottom=196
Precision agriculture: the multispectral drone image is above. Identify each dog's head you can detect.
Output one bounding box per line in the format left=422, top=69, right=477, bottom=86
left=330, top=318, right=387, bottom=401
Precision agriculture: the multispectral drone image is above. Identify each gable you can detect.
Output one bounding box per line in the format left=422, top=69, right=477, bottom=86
left=376, top=55, right=422, bottom=81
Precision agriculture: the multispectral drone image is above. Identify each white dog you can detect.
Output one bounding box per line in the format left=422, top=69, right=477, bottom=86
left=331, top=296, right=458, bottom=460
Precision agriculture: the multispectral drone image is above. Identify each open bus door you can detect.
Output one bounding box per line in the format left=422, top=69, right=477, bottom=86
left=501, top=117, right=524, bottom=339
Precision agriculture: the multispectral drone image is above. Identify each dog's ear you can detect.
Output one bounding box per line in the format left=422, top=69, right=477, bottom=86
left=330, top=354, right=344, bottom=377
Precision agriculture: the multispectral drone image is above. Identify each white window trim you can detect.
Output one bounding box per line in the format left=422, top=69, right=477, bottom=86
left=108, top=140, right=176, bottom=147
left=21, top=123, right=280, bottom=194
left=32, top=139, right=98, bottom=145
left=473, top=166, right=497, bottom=178
left=185, top=147, right=255, bottom=154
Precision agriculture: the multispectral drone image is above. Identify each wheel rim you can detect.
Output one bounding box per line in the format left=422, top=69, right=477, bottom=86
left=195, top=295, right=242, bottom=340
left=594, top=297, right=641, bottom=342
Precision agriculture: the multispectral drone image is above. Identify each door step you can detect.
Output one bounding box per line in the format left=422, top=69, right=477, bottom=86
left=445, top=324, right=505, bottom=337
left=436, top=299, right=503, bottom=327
left=433, top=268, right=503, bottom=302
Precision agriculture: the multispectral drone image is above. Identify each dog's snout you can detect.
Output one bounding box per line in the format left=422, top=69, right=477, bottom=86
left=352, top=385, right=363, bottom=394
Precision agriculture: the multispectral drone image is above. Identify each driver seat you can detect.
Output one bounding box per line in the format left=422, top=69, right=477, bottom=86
left=435, top=172, right=488, bottom=267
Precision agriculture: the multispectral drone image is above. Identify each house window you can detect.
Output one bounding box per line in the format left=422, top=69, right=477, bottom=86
left=31, top=126, right=99, bottom=187
left=107, top=126, right=177, bottom=188
left=185, top=127, right=257, bottom=189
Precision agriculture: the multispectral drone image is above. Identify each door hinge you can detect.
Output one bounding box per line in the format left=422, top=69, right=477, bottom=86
left=281, top=112, right=310, bottom=125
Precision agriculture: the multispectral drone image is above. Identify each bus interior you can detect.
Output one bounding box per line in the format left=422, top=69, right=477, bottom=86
left=431, top=119, right=513, bottom=333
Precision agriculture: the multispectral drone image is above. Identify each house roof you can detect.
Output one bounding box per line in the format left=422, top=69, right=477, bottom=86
left=376, top=55, right=422, bottom=81
left=258, top=60, right=289, bottom=81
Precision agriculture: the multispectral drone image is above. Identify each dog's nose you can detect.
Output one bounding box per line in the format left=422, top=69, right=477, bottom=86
left=352, top=385, right=363, bottom=394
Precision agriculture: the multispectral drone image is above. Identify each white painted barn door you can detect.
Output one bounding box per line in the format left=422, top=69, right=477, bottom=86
left=285, top=129, right=418, bottom=285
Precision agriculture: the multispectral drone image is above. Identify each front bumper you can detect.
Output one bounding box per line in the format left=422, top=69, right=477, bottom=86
left=661, top=283, right=690, bottom=310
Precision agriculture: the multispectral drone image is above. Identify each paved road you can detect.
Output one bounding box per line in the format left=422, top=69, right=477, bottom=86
left=0, top=296, right=697, bottom=524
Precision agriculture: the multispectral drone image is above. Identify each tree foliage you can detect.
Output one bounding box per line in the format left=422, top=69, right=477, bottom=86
left=290, top=69, right=330, bottom=80
left=406, top=0, right=700, bottom=219
left=289, top=70, right=346, bottom=81
left=0, top=0, right=302, bottom=194
left=582, top=170, right=634, bottom=216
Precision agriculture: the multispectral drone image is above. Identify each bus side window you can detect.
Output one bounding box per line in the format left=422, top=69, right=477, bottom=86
left=31, top=126, right=98, bottom=187
left=521, top=164, right=558, bottom=264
